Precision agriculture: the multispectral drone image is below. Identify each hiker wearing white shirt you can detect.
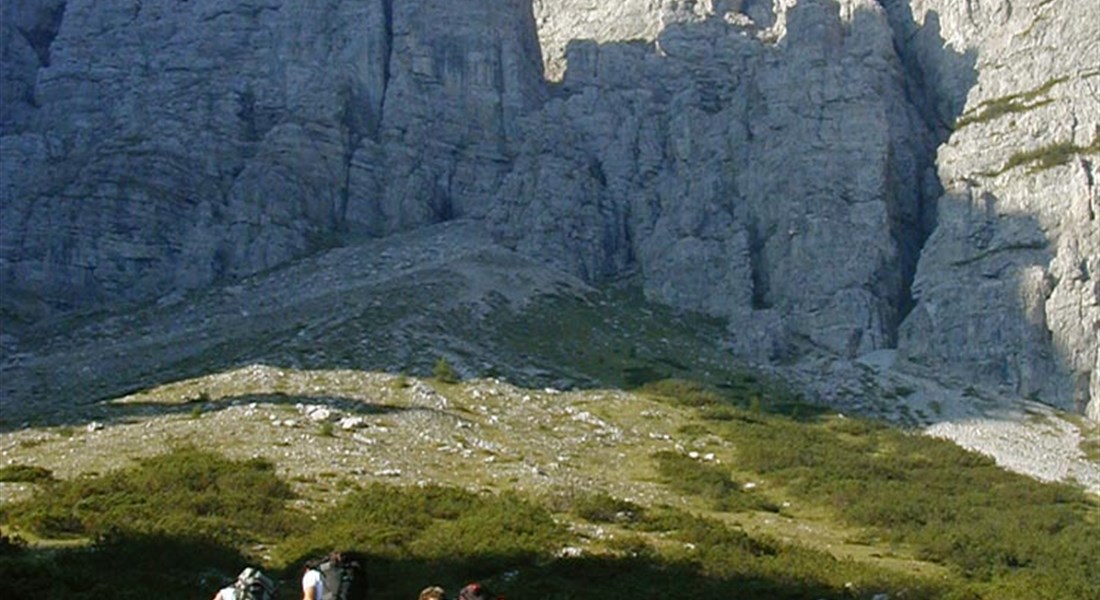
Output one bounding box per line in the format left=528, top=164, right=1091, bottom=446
left=301, top=562, right=325, bottom=600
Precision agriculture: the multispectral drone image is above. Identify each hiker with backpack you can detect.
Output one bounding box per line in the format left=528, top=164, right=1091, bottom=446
left=302, top=551, right=366, bottom=600
left=214, top=567, right=277, bottom=600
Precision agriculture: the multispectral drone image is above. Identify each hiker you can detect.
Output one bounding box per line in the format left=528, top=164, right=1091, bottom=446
left=216, top=567, right=276, bottom=600
left=302, top=558, right=324, bottom=600
left=418, top=585, right=446, bottom=600
left=457, top=582, right=502, bottom=600
left=302, top=551, right=366, bottom=600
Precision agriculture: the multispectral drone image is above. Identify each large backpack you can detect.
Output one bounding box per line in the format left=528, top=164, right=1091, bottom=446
left=234, top=567, right=276, bottom=600
left=316, top=553, right=365, bottom=600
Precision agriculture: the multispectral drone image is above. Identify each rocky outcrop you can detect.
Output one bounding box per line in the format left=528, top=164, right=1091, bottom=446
left=1, top=0, right=550, bottom=312
left=500, top=0, right=936, bottom=360
left=532, top=0, right=665, bottom=81
left=890, top=0, right=1099, bottom=416
left=1, top=0, right=1096, bottom=415
left=1, top=0, right=394, bottom=309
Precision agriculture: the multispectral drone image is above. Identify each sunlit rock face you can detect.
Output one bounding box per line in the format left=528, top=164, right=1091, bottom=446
left=2, top=0, right=1096, bottom=416
left=888, top=0, right=1099, bottom=416
left=510, top=0, right=953, bottom=366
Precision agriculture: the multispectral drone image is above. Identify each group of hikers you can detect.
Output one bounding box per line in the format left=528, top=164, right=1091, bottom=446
left=211, top=552, right=503, bottom=600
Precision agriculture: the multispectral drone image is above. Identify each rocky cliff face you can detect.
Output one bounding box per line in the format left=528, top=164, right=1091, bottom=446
left=2, top=0, right=388, bottom=310
left=506, top=0, right=935, bottom=364
left=885, top=0, right=1099, bottom=417
left=1, top=0, right=1096, bottom=416
left=1, top=0, right=545, bottom=307
left=345, top=0, right=547, bottom=234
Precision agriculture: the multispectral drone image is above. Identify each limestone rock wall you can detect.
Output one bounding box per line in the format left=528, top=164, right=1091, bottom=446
left=2, top=0, right=1096, bottom=414
left=2, top=0, right=395, bottom=309
left=345, top=0, right=547, bottom=235
left=1, top=0, right=546, bottom=308
left=518, top=0, right=1100, bottom=413
left=510, top=0, right=933, bottom=360
left=891, top=0, right=1099, bottom=414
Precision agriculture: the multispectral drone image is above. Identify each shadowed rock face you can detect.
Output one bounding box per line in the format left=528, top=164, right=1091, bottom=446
left=1, top=0, right=544, bottom=305
left=345, top=0, right=548, bottom=235
left=1, top=0, right=1096, bottom=416
left=2, top=0, right=394, bottom=309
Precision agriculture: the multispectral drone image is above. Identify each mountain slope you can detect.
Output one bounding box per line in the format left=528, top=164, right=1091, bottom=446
left=1, top=220, right=1096, bottom=493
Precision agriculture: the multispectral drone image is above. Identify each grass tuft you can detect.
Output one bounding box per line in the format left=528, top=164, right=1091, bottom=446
left=0, top=464, right=55, bottom=484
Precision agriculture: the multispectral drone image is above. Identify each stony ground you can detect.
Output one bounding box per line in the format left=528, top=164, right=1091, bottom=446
left=0, top=367, right=693, bottom=515
left=785, top=349, right=1100, bottom=494
left=1, top=222, right=1096, bottom=524
left=3, top=364, right=948, bottom=577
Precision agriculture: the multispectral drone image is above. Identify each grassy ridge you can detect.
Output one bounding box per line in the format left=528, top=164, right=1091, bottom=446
left=3, top=378, right=1096, bottom=599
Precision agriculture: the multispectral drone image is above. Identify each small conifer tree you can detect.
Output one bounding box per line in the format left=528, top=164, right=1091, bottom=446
left=433, top=357, right=458, bottom=383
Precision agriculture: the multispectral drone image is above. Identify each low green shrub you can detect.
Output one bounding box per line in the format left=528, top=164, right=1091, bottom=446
left=275, top=483, right=569, bottom=599
left=0, top=446, right=296, bottom=545
left=953, top=76, right=1065, bottom=129
left=637, top=379, right=722, bottom=407
left=723, top=412, right=1100, bottom=596
left=571, top=493, right=643, bottom=524
left=0, top=464, right=54, bottom=484
left=0, top=533, right=27, bottom=556
left=433, top=358, right=459, bottom=384
left=604, top=533, right=656, bottom=558
left=988, top=136, right=1100, bottom=176
left=275, top=483, right=564, bottom=567
left=621, top=364, right=663, bottom=388
left=622, top=507, right=948, bottom=598
left=652, top=451, right=778, bottom=513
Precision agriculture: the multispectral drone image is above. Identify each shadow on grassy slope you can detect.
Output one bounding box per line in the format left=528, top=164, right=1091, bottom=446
left=0, top=390, right=424, bottom=434
left=0, top=534, right=945, bottom=600
left=0, top=448, right=947, bottom=600
left=0, top=531, right=249, bottom=600
left=0, top=279, right=800, bottom=433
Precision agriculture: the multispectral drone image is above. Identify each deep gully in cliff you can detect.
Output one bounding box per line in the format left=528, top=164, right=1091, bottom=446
left=338, top=0, right=395, bottom=230
left=878, top=0, right=976, bottom=332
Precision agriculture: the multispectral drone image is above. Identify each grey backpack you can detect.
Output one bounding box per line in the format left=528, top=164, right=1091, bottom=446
left=234, top=567, right=276, bottom=600
left=316, top=553, right=365, bottom=600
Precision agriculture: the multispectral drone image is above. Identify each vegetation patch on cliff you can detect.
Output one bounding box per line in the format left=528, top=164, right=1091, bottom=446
left=953, top=76, right=1066, bottom=129
left=987, top=135, right=1100, bottom=176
